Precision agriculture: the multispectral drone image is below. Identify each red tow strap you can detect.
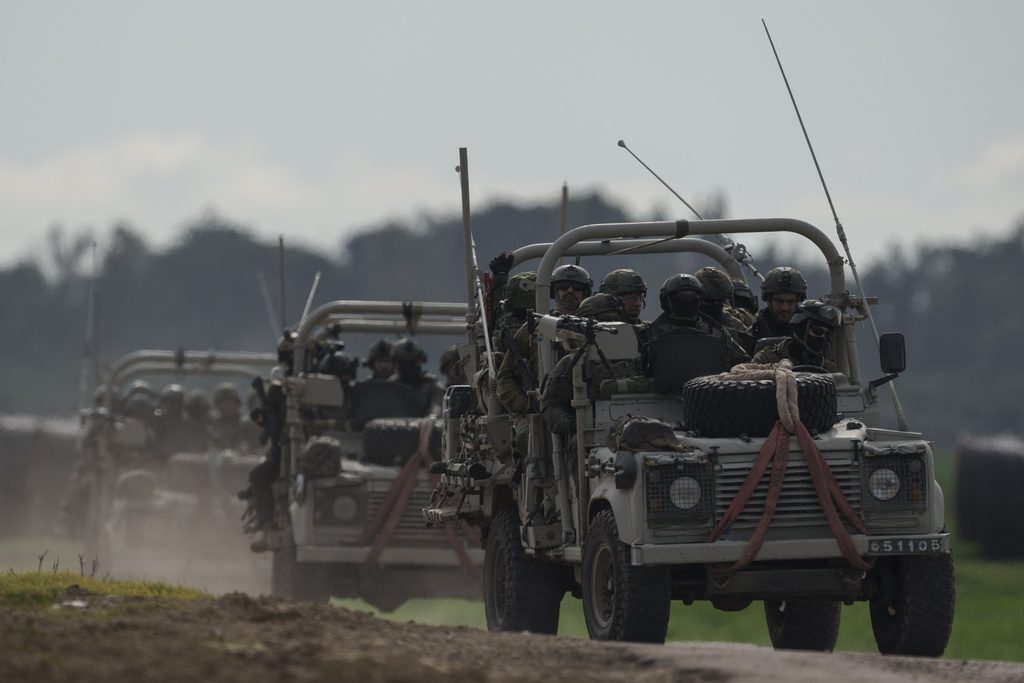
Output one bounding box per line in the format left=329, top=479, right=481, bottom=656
left=358, top=420, right=479, bottom=574
left=707, top=420, right=871, bottom=576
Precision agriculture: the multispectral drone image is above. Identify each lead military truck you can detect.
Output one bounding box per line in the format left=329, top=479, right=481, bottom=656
left=259, top=300, right=482, bottom=609
left=426, top=217, right=954, bottom=656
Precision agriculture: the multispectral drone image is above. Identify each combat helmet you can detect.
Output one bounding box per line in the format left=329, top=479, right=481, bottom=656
left=439, top=346, right=461, bottom=374
left=125, top=380, right=155, bottom=400
left=212, top=382, right=242, bottom=407
left=364, top=339, right=394, bottom=367
left=392, top=337, right=428, bottom=364
left=549, top=264, right=593, bottom=298
left=761, top=266, right=807, bottom=302
left=577, top=293, right=625, bottom=320
left=731, top=279, right=757, bottom=314
left=159, top=384, right=186, bottom=407
left=789, top=299, right=842, bottom=354
left=504, top=271, right=538, bottom=310
left=659, top=274, right=704, bottom=318
left=694, top=267, right=733, bottom=302
left=599, top=269, right=647, bottom=297
left=184, top=389, right=211, bottom=420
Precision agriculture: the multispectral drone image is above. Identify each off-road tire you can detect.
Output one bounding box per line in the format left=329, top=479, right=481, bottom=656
left=763, top=599, right=841, bottom=651
left=869, top=553, right=955, bottom=657
left=361, top=418, right=442, bottom=467
left=683, top=374, right=838, bottom=438
left=271, top=538, right=331, bottom=603
left=582, top=509, right=671, bottom=643
left=484, top=507, right=564, bottom=634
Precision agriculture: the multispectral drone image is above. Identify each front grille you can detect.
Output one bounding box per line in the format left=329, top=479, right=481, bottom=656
left=714, top=456, right=862, bottom=529
left=645, top=462, right=715, bottom=524
left=366, top=486, right=446, bottom=542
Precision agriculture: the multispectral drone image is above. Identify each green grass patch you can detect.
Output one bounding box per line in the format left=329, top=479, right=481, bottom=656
left=0, top=570, right=207, bottom=609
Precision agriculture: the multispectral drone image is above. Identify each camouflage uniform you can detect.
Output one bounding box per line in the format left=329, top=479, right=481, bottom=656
left=492, top=271, right=537, bottom=353
left=496, top=323, right=538, bottom=414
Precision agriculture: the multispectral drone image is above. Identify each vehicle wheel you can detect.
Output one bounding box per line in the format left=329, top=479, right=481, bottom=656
left=362, top=418, right=442, bottom=467
left=683, top=373, right=837, bottom=438
left=484, top=507, right=564, bottom=634
left=764, top=599, right=841, bottom=651
left=271, top=538, right=331, bottom=603
left=582, top=509, right=671, bottom=642
left=869, top=554, right=955, bottom=657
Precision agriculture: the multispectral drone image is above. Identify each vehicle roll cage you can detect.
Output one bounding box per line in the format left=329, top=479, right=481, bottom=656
left=103, top=351, right=278, bottom=410
left=468, top=218, right=857, bottom=383
left=291, top=300, right=469, bottom=373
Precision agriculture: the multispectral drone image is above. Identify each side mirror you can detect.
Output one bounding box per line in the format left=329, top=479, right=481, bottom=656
left=879, top=333, right=906, bottom=374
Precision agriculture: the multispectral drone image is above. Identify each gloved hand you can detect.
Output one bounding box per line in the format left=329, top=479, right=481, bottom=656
left=489, top=252, right=515, bottom=276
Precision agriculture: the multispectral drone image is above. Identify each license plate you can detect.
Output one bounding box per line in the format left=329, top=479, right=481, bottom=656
left=867, top=537, right=944, bottom=555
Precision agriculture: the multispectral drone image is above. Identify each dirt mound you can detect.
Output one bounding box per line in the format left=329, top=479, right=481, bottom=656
left=2, top=591, right=1023, bottom=683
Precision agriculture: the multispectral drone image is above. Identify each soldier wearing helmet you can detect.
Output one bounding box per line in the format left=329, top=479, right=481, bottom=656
left=439, top=345, right=466, bottom=387
left=492, top=271, right=537, bottom=353
left=752, top=299, right=841, bottom=372
left=496, top=264, right=593, bottom=415
left=208, top=382, right=246, bottom=450
left=542, top=294, right=648, bottom=439
left=752, top=266, right=807, bottom=340
left=729, top=279, right=759, bottom=329
left=599, top=268, right=647, bottom=324
left=649, top=274, right=706, bottom=339
left=181, top=389, right=212, bottom=451
left=364, top=339, right=396, bottom=380
left=695, top=267, right=755, bottom=360
left=392, top=337, right=443, bottom=416
left=154, top=384, right=193, bottom=457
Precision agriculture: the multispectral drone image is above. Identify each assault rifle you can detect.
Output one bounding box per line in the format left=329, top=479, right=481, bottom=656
left=250, top=376, right=284, bottom=449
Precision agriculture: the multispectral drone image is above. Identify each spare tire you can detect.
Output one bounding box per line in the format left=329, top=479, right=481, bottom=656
left=361, top=418, right=442, bottom=467
left=682, top=373, right=838, bottom=438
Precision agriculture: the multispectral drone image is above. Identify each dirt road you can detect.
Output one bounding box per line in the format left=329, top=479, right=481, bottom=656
left=2, top=590, right=1021, bottom=683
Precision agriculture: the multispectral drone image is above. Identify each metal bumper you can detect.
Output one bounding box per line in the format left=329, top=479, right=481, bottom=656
left=631, top=532, right=951, bottom=565
left=297, top=544, right=485, bottom=566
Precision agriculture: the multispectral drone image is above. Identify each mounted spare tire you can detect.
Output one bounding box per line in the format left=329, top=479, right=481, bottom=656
left=682, top=373, right=838, bottom=438
left=361, top=418, right=442, bottom=467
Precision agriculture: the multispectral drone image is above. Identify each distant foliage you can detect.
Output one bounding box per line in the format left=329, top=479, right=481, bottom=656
left=0, top=196, right=1020, bottom=443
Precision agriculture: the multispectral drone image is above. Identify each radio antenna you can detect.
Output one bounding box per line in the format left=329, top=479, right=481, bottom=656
left=762, top=18, right=908, bottom=430
left=618, top=139, right=763, bottom=281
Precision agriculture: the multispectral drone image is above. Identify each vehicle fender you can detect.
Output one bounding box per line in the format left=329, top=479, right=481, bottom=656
left=589, top=478, right=642, bottom=546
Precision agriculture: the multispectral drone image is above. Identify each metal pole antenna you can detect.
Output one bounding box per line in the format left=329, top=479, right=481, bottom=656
left=559, top=182, right=569, bottom=236
left=257, top=272, right=281, bottom=343
left=278, top=236, right=287, bottom=329
left=618, top=139, right=703, bottom=220
left=762, top=18, right=908, bottom=430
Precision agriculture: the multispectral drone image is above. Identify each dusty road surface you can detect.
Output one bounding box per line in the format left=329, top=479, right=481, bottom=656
left=3, top=589, right=1022, bottom=683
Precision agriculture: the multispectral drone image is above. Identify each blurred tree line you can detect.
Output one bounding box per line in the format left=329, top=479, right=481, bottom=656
left=0, top=195, right=1020, bottom=445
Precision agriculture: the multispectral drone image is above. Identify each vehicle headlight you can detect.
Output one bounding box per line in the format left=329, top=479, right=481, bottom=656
left=868, top=468, right=901, bottom=501
left=668, top=476, right=702, bottom=510
left=331, top=495, right=359, bottom=522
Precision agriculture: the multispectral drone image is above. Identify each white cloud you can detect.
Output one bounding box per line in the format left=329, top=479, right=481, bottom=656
left=0, top=133, right=458, bottom=263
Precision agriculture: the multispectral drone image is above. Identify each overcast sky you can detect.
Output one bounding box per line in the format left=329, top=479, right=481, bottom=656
left=2, top=1, right=1022, bottom=267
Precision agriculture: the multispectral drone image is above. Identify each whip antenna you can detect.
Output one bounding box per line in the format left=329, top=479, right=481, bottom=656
left=762, top=18, right=908, bottom=430
left=618, top=139, right=763, bottom=281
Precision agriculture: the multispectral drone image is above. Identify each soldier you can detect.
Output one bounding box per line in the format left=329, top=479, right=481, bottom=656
left=541, top=294, right=647, bottom=437
left=154, top=384, right=192, bottom=457
left=182, top=388, right=212, bottom=451
left=208, top=382, right=245, bottom=450
left=392, top=337, right=444, bottom=416
left=364, top=339, right=395, bottom=379
left=496, top=263, right=593, bottom=414
left=598, top=268, right=648, bottom=324
left=439, top=346, right=467, bottom=387
left=648, top=274, right=706, bottom=339
left=729, top=279, right=759, bottom=329
left=695, top=266, right=754, bottom=361
left=751, top=266, right=807, bottom=340
left=492, top=271, right=537, bottom=353
left=752, top=299, right=842, bottom=372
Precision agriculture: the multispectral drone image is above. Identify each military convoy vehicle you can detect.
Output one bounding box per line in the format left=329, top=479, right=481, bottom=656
left=426, top=214, right=954, bottom=656
left=259, top=300, right=482, bottom=609
left=82, top=350, right=274, bottom=591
